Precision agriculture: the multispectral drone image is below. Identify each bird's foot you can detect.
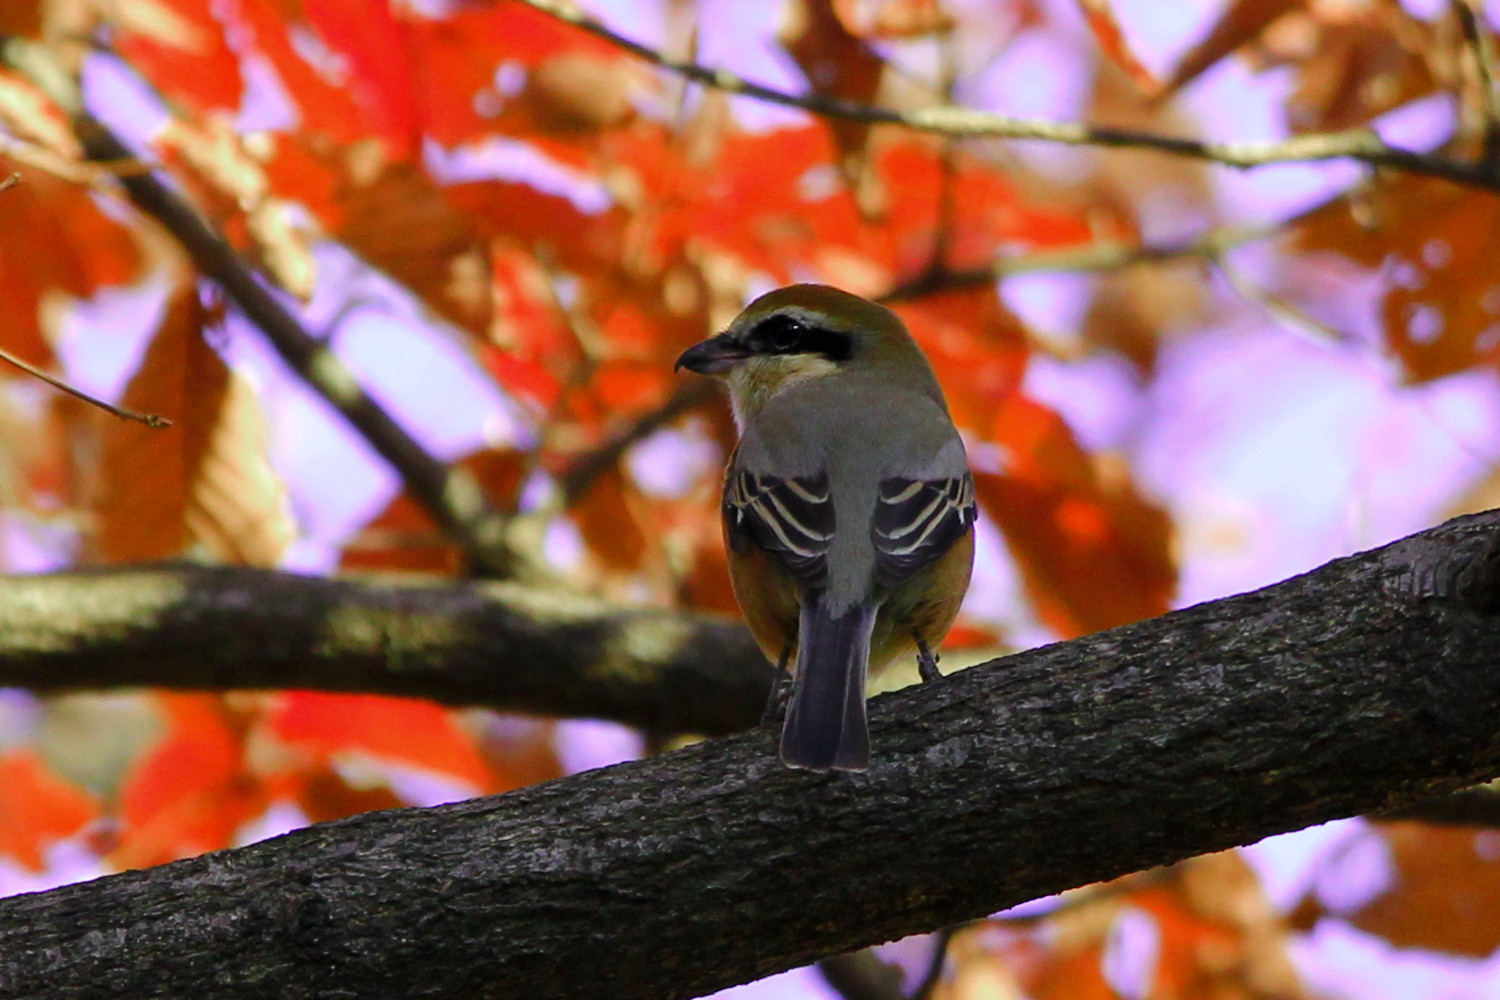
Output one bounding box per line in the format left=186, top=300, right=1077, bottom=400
left=761, top=641, right=795, bottom=726
left=915, top=632, right=943, bottom=684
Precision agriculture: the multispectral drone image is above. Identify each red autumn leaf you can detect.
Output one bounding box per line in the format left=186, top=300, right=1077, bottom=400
left=300, top=0, right=420, bottom=158
left=893, top=284, right=1030, bottom=436
left=114, top=0, right=244, bottom=115
left=571, top=464, right=649, bottom=573
left=268, top=693, right=492, bottom=793
left=1072, top=0, right=1158, bottom=93
left=0, top=170, right=142, bottom=369
left=115, top=696, right=261, bottom=869
left=447, top=177, right=622, bottom=277
left=233, top=0, right=368, bottom=144
left=1156, top=0, right=1302, bottom=100
left=0, top=750, right=97, bottom=871
left=975, top=394, right=1175, bottom=637
left=1292, top=175, right=1500, bottom=384
left=340, top=447, right=527, bottom=572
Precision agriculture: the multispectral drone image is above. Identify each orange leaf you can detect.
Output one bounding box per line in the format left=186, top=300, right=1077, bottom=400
left=1156, top=0, right=1301, bottom=100
left=115, top=696, right=259, bottom=868
left=1348, top=822, right=1500, bottom=957
left=0, top=2, right=41, bottom=37
left=0, top=750, right=97, bottom=871
left=115, top=0, right=244, bottom=115
left=272, top=140, right=493, bottom=336
left=340, top=447, right=526, bottom=572
left=0, top=171, right=142, bottom=368
left=269, top=693, right=492, bottom=792
left=975, top=395, right=1175, bottom=637
left=1292, top=175, right=1500, bottom=383
left=293, top=767, right=406, bottom=825
left=92, top=287, right=293, bottom=565
left=1072, top=0, right=1158, bottom=94
left=571, top=464, right=649, bottom=573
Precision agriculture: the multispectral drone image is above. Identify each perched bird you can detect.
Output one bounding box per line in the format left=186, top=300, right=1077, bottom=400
left=675, top=284, right=976, bottom=771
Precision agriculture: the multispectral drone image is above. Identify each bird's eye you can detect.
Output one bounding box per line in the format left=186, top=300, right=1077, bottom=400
left=753, top=316, right=807, bottom=353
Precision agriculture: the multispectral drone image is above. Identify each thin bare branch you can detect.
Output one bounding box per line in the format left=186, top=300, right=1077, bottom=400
left=517, top=0, right=1500, bottom=191
left=0, top=345, right=170, bottom=428
left=818, top=951, right=907, bottom=1000
left=882, top=224, right=1270, bottom=301
left=911, top=926, right=958, bottom=1000
left=558, top=379, right=716, bottom=504
left=0, top=171, right=17, bottom=191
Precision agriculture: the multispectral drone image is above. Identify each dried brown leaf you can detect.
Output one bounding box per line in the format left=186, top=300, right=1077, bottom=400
left=1157, top=0, right=1303, bottom=100
left=92, top=286, right=292, bottom=565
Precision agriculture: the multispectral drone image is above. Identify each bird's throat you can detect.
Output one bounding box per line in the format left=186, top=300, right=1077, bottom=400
left=726, top=355, right=840, bottom=431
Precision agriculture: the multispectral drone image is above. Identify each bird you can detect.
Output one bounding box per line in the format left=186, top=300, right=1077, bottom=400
left=675, top=284, right=976, bottom=771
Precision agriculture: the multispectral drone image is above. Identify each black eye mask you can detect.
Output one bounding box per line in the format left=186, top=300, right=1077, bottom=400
left=744, top=314, right=854, bottom=362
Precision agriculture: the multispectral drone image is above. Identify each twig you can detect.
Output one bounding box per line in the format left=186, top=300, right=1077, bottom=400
left=1212, top=254, right=1346, bottom=344
left=0, top=345, right=170, bottom=427
left=0, top=38, right=518, bottom=577
left=817, top=951, right=907, bottom=1000
left=0, top=171, right=17, bottom=191
left=882, top=224, right=1269, bottom=300
left=1451, top=0, right=1500, bottom=171
left=516, top=0, right=1500, bottom=191
left=558, top=379, right=716, bottom=504
left=910, top=926, right=958, bottom=1000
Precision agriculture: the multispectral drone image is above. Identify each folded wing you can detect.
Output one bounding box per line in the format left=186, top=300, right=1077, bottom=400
left=724, top=469, right=834, bottom=589
left=872, top=473, right=976, bottom=589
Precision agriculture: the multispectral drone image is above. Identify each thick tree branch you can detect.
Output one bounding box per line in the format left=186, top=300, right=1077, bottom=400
left=3, top=512, right=1500, bottom=999
left=0, top=565, right=768, bottom=736
left=517, top=0, right=1500, bottom=191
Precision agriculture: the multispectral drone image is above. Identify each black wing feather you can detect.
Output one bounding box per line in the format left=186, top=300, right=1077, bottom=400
left=725, top=468, right=834, bottom=589
left=872, top=473, right=976, bottom=589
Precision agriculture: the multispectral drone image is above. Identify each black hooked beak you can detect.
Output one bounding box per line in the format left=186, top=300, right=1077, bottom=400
left=674, top=333, right=749, bottom=375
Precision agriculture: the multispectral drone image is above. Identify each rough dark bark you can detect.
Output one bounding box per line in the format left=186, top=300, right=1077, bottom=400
left=2, top=513, right=1500, bottom=1000
left=0, top=565, right=768, bottom=736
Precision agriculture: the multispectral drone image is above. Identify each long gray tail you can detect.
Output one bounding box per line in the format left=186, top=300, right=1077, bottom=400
left=780, top=599, right=877, bottom=771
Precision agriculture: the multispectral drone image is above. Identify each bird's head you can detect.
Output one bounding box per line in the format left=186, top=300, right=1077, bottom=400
left=675, top=284, right=940, bottom=426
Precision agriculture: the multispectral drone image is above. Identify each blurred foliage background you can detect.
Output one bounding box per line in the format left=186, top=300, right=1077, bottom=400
left=2, top=0, right=1500, bottom=996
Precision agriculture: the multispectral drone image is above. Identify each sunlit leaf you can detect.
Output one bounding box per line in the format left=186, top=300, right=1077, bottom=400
left=1073, top=0, right=1158, bottom=93
left=0, top=750, right=96, bottom=871
left=114, top=695, right=259, bottom=869
left=1156, top=0, right=1301, bottom=100
left=268, top=692, right=493, bottom=793
left=1292, top=175, right=1500, bottom=383
left=975, top=395, right=1175, bottom=637
left=93, top=285, right=294, bottom=565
